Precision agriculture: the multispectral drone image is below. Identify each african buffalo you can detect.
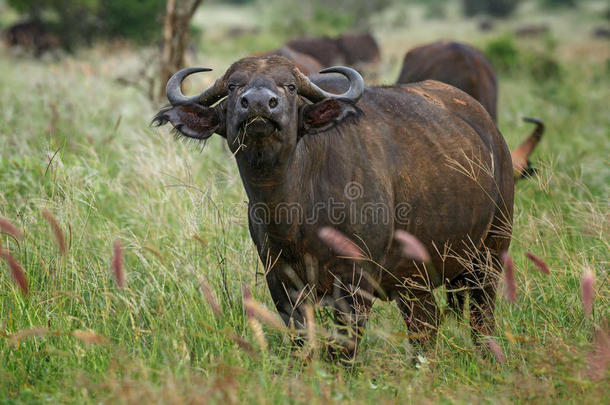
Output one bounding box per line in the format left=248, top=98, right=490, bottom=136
left=2, top=20, right=60, bottom=56
left=252, top=46, right=323, bottom=76
left=153, top=56, right=514, bottom=359
left=287, top=32, right=380, bottom=72
left=397, top=40, right=544, bottom=179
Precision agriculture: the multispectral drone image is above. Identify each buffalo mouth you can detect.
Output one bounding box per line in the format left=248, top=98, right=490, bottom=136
left=238, top=116, right=280, bottom=135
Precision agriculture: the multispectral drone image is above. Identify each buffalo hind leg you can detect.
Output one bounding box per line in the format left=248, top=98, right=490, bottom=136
left=446, top=275, right=467, bottom=318
left=466, top=252, right=501, bottom=341
left=396, top=288, right=439, bottom=348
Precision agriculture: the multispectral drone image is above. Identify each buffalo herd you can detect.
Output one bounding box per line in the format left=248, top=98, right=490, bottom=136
left=154, top=32, right=545, bottom=359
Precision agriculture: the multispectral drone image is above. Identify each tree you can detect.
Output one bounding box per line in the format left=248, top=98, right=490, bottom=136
left=158, top=0, right=203, bottom=102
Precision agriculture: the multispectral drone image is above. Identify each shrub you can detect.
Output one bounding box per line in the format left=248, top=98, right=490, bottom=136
left=484, top=35, right=520, bottom=73
left=267, top=0, right=392, bottom=37
left=525, top=51, right=562, bottom=81
left=6, top=0, right=165, bottom=49
left=484, top=34, right=562, bottom=81
left=99, top=0, right=165, bottom=44
left=425, top=0, right=447, bottom=19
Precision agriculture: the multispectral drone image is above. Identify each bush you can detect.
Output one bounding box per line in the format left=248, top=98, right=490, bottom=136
left=484, top=34, right=562, bottom=81
left=463, top=0, right=520, bottom=18
left=266, top=0, right=392, bottom=37
left=6, top=0, right=165, bottom=49
left=99, top=0, right=165, bottom=44
left=425, top=0, right=447, bottom=19
left=525, top=51, right=562, bottom=81
left=484, top=35, right=520, bottom=73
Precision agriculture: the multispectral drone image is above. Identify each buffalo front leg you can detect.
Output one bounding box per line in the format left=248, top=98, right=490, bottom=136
left=330, top=274, right=374, bottom=361
left=395, top=288, right=439, bottom=347
left=265, top=269, right=310, bottom=337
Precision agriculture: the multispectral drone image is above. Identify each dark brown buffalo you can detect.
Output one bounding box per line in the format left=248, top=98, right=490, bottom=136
left=397, top=40, right=544, bottom=179
left=252, top=46, right=323, bottom=76
left=153, top=56, right=514, bottom=359
left=515, top=24, right=550, bottom=38
left=397, top=41, right=498, bottom=120
left=593, top=26, right=610, bottom=39
left=287, top=32, right=380, bottom=70
left=2, top=20, right=60, bottom=56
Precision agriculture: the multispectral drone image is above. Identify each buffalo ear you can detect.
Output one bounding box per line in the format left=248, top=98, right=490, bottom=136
left=152, top=102, right=226, bottom=139
left=299, top=99, right=362, bottom=135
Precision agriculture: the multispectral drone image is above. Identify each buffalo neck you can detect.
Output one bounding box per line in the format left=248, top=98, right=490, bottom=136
left=235, top=143, right=306, bottom=207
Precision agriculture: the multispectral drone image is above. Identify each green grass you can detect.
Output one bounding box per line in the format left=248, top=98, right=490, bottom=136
left=1, top=2, right=609, bottom=403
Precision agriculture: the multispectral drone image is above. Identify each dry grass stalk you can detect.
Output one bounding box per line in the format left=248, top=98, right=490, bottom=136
left=303, top=304, right=317, bottom=358
left=112, top=239, right=125, bottom=288
left=501, top=251, right=516, bottom=303
left=41, top=208, right=66, bottom=255
left=0, top=248, right=29, bottom=295
left=0, top=216, right=23, bottom=240
left=142, top=245, right=164, bottom=262
left=192, top=234, right=208, bottom=248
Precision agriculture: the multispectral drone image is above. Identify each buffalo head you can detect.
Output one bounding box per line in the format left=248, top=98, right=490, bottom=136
left=153, top=56, right=364, bottom=167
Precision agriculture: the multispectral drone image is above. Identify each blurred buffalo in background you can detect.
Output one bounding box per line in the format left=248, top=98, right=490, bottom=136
left=252, top=46, right=323, bottom=76
left=397, top=41, right=498, bottom=120
left=2, top=20, right=60, bottom=56
left=286, top=32, right=380, bottom=74
left=515, top=24, right=550, bottom=38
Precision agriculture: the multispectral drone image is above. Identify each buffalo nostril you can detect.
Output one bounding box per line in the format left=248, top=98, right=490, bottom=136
left=269, top=97, right=278, bottom=109
left=241, top=97, right=249, bottom=109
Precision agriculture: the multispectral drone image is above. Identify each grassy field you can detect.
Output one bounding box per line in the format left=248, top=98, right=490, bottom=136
left=1, top=1, right=609, bottom=403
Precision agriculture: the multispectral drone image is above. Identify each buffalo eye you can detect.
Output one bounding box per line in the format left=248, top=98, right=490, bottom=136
left=286, top=84, right=296, bottom=92
left=228, top=83, right=237, bottom=92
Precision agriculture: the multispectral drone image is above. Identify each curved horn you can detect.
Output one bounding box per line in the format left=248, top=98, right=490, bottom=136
left=297, top=66, right=364, bottom=103
left=166, top=67, right=227, bottom=106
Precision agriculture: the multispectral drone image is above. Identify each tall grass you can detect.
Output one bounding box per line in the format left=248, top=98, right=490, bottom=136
left=1, top=3, right=608, bottom=403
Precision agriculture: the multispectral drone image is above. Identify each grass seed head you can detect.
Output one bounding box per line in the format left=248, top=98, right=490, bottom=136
left=0, top=249, right=29, bottom=295
left=72, top=329, right=109, bottom=345
left=525, top=252, right=550, bottom=274
left=112, top=239, right=125, bottom=288
left=394, top=230, right=431, bottom=263
left=318, top=227, right=363, bottom=259
left=485, top=337, right=506, bottom=364
left=8, top=327, right=49, bottom=345
left=199, top=278, right=223, bottom=318
left=581, top=267, right=595, bottom=318
left=0, top=216, right=23, bottom=240
left=42, top=208, right=66, bottom=255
